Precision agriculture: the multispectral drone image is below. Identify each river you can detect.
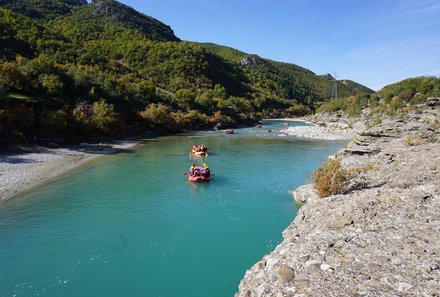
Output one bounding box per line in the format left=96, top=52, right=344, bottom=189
left=0, top=121, right=344, bottom=297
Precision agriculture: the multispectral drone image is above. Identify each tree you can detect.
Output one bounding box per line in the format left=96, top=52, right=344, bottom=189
left=93, top=99, right=117, bottom=134
left=40, top=74, right=64, bottom=95
left=0, top=104, right=34, bottom=143
left=138, top=103, right=175, bottom=130
left=0, top=62, right=27, bottom=93
left=214, top=84, right=226, bottom=99
left=133, top=80, right=156, bottom=104
left=40, top=109, right=69, bottom=137
left=286, top=104, right=312, bottom=117
left=195, top=91, right=217, bottom=112
left=72, top=102, right=94, bottom=136
left=227, top=96, right=253, bottom=113
left=175, top=89, right=196, bottom=110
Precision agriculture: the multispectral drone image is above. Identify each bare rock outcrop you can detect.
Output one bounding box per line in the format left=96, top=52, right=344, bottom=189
left=236, top=107, right=440, bottom=296
left=240, top=57, right=261, bottom=66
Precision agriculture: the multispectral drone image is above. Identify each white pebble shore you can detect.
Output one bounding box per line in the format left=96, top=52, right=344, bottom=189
left=280, top=125, right=355, bottom=140
left=0, top=141, right=138, bottom=201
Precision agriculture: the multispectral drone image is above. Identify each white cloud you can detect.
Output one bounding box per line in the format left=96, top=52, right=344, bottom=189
left=393, top=0, right=440, bottom=21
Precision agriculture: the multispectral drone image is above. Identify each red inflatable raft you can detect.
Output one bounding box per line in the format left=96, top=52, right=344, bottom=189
left=188, top=166, right=211, bottom=183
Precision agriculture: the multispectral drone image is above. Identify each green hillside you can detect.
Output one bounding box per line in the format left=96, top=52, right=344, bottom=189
left=196, top=42, right=373, bottom=107
left=0, top=0, right=372, bottom=145
left=372, top=76, right=440, bottom=112
left=194, top=42, right=250, bottom=63
left=317, top=76, right=440, bottom=116
left=0, top=0, right=87, bottom=20
left=340, top=79, right=374, bottom=95
left=58, top=0, right=180, bottom=42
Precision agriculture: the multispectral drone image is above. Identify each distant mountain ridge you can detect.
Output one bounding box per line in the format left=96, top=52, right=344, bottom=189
left=86, top=0, right=179, bottom=41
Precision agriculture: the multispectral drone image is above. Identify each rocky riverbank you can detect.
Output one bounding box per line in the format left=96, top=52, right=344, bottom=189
left=236, top=105, right=440, bottom=296
left=280, top=125, right=355, bottom=140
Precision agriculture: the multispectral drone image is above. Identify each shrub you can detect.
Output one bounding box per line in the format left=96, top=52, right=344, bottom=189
left=311, top=158, right=377, bottom=198
left=369, top=94, right=380, bottom=108
left=410, top=93, right=426, bottom=105
left=398, top=91, right=413, bottom=102
left=405, top=134, right=421, bottom=146
left=316, top=97, right=347, bottom=113
left=372, top=116, right=382, bottom=126
left=347, top=95, right=368, bottom=116
left=389, top=97, right=404, bottom=112
left=286, top=104, right=312, bottom=117
left=311, top=158, right=349, bottom=198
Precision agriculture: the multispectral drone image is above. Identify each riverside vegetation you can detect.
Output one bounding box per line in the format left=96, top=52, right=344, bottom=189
left=0, top=0, right=372, bottom=145
left=317, top=76, right=440, bottom=116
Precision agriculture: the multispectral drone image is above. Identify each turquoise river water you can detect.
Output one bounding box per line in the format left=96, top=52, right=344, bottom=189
left=0, top=121, right=344, bottom=297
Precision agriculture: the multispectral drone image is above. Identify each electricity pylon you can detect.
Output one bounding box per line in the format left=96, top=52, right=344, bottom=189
left=331, top=71, right=338, bottom=101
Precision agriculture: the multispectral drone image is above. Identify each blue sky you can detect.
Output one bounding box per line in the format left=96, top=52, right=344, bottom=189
left=112, top=0, right=439, bottom=90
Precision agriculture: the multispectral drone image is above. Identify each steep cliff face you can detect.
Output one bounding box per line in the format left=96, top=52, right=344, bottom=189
left=88, top=0, right=180, bottom=41
left=236, top=106, right=440, bottom=296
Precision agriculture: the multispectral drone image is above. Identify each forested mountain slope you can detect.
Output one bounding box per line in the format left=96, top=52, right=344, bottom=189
left=0, top=0, right=87, bottom=20
left=0, top=0, right=372, bottom=144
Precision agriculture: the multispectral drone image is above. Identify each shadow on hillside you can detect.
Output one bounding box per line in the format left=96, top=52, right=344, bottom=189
left=71, top=143, right=136, bottom=155
left=0, top=142, right=138, bottom=164
left=0, top=156, right=43, bottom=164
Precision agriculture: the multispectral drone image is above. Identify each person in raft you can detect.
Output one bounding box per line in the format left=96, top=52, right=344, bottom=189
left=189, top=163, right=195, bottom=176
left=192, top=164, right=201, bottom=176
left=200, top=145, right=207, bottom=152
left=201, top=163, right=211, bottom=178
